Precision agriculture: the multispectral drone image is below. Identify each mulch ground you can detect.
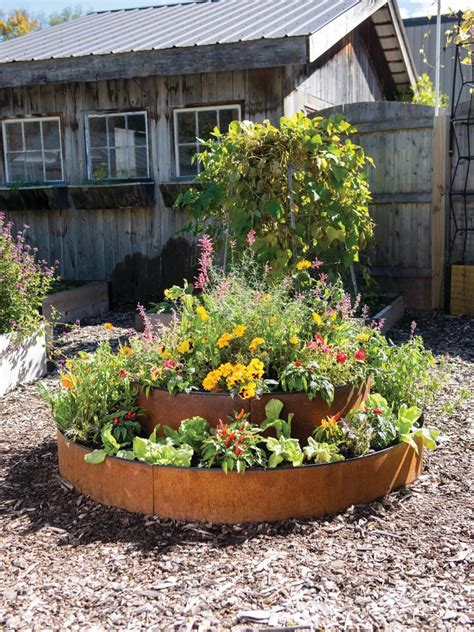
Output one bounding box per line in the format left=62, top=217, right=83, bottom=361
left=1, top=310, right=472, bottom=631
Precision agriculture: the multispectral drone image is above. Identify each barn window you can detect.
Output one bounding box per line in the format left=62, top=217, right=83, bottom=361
left=85, top=112, right=149, bottom=180
left=2, top=117, right=64, bottom=184
left=173, top=105, right=241, bottom=178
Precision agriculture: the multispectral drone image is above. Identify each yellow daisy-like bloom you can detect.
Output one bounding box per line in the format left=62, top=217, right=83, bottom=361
left=196, top=305, right=209, bottom=321
left=103, top=322, right=113, bottom=330
left=356, top=333, right=370, bottom=342
left=233, top=324, right=247, bottom=337
left=120, top=346, right=133, bottom=356
left=289, top=335, right=299, bottom=345
left=312, top=313, right=323, bottom=326
left=202, top=369, right=222, bottom=392
left=217, top=332, right=233, bottom=349
left=246, top=358, right=264, bottom=380
left=239, top=382, right=257, bottom=400
left=177, top=339, right=194, bottom=354
left=296, top=259, right=312, bottom=271
left=249, top=337, right=265, bottom=353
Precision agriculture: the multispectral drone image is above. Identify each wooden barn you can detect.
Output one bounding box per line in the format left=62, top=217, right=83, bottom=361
left=0, top=0, right=416, bottom=301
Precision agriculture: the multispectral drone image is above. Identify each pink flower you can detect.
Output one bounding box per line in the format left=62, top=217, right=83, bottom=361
left=355, top=349, right=366, bottom=362
left=164, top=359, right=176, bottom=369
left=194, top=234, right=214, bottom=290
left=314, top=334, right=325, bottom=345
left=246, top=229, right=256, bottom=246
left=336, top=352, right=347, bottom=364
left=311, top=258, right=323, bottom=269
left=321, top=345, right=332, bottom=353
left=306, top=340, right=318, bottom=350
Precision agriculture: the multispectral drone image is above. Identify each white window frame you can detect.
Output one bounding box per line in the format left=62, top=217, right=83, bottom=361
left=2, top=116, right=64, bottom=184
left=173, top=104, right=241, bottom=179
left=84, top=111, right=150, bottom=181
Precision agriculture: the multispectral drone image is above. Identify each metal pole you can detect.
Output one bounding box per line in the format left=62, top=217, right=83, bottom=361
left=434, top=0, right=442, bottom=114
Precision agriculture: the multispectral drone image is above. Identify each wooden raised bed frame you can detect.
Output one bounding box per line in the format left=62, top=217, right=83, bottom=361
left=42, top=282, right=109, bottom=325
left=57, top=432, right=423, bottom=524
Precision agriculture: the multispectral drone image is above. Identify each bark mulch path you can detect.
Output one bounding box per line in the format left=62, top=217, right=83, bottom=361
left=0, top=310, right=472, bottom=631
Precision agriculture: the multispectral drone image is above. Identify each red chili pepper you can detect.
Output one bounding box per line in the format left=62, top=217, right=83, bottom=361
left=373, top=408, right=383, bottom=415
left=236, top=409, right=245, bottom=420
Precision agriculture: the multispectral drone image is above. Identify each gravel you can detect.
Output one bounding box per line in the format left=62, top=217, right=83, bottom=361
left=0, top=309, right=473, bottom=631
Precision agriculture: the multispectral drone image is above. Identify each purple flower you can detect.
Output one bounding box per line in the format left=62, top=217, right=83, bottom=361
left=246, top=229, right=256, bottom=246
left=194, top=234, right=214, bottom=291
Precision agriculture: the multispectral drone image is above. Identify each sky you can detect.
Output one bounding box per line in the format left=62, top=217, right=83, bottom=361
left=0, top=0, right=472, bottom=19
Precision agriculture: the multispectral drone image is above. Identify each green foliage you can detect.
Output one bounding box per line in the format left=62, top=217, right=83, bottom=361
left=175, top=112, right=374, bottom=275
left=265, top=436, right=304, bottom=468
left=399, top=73, right=449, bottom=108
left=280, top=361, right=334, bottom=403
left=133, top=435, right=194, bottom=466
left=303, top=438, right=345, bottom=464
left=0, top=214, right=57, bottom=339
left=163, top=416, right=210, bottom=449
left=259, top=398, right=294, bottom=438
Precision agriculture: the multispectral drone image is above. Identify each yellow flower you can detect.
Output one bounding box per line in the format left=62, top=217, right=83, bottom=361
left=296, top=259, right=311, bottom=271
left=150, top=367, right=161, bottom=381
left=103, top=322, right=113, bottom=330
left=164, top=289, right=172, bottom=299
left=356, top=333, right=370, bottom=342
left=312, top=313, right=323, bottom=327
left=249, top=337, right=265, bottom=353
left=233, top=324, right=247, bottom=337
left=246, top=358, right=264, bottom=380
left=196, top=305, right=209, bottom=321
left=53, top=349, right=62, bottom=356
left=239, top=382, right=257, bottom=400
left=320, top=415, right=340, bottom=437
left=177, top=339, right=194, bottom=354
left=218, top=363, right=234, bottom=378
left=120, top=346, right=133, bottom=356
left=60, top=373, right=75, bottom=390
left=330, top=312, right=337, bottom=321
left=289, top=335, right=299, bottom=345
left=203, top=369, right=222, bottom=392
left=226, top=363, right=247, bottom=388
left=217, top=332, right=233, bottom=349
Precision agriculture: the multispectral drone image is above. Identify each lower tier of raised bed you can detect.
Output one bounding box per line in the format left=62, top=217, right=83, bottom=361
left=57, top=432, right=423, bottom=524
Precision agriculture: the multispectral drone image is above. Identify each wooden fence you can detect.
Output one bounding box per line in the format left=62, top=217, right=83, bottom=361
left=320, top=102, right=449, bottom=309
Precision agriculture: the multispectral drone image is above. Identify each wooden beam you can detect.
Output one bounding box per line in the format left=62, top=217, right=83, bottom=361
left=386, top=0, right=417, bottom=86
left=309, top=0, right=388, bottom=62
left=371, top=192, right=432, bottom=204
left=0, top=37, right=308, bottom=88
left=355, top=117, right=434, bottom=133
left=431, top=113, right=450, bottom=309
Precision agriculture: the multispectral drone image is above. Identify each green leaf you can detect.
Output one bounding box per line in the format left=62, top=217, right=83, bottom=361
left=84, top=449, right=107, bottom=464
left=400, top=433, right=419, bottom=454
left=264, top=398, right=284, bottom=421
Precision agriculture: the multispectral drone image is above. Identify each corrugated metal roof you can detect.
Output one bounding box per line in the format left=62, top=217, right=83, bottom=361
left=0, top=0, right=360, bottom=63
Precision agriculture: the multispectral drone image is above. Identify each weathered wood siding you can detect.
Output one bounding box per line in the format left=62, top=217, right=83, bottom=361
left=0, top=69, right=284, bottom=301
left=284, top=28, right=384, bottom=114
left=319, top=102, right=449, bottom=310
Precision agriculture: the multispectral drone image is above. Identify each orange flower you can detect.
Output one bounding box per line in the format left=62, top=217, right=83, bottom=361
left=60, top=373, right=75, bottom=389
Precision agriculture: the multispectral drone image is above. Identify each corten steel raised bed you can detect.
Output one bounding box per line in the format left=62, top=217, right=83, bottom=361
left=57, top=432, right=423, bottom=524
left=136, top=381, right=371, bottom=441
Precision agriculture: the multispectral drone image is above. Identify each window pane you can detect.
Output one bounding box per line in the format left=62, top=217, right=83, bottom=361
left=7, top=152, right=26, bottom=182
left=219, top=108, right=240, bottom=133
left=88, top=117, right=107, bottom=147
left=24, top=121, right=42, bottom=150
left=177, top=111, right=196, bottom=143
left=108, top=115, right=127, bottom=148
left=128, top=114, right=147, bottom=146
left=112, top=147, right=130, bottom=178
left=198, top=110, right=217, bottom=140
left=5, top=123, right=23, bottom=151
left=25, top=151, right=44, bottom=181
left=178, top=144, right=198, bottom=177
left=130, top=146, right=148, bottom=178
left=42, top=120, right=61, bottom=150
left=44, top=150, right=62, bottom=180
left=90, top=148, right=108, bottom=179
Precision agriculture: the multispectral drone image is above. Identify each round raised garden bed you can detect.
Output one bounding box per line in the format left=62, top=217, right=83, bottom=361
left=57, top=432, right=423, bottom=523
left=137, top=381, right=371, bottom=441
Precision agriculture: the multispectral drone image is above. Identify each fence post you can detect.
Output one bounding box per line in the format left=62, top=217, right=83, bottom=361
left=431, top=113, right=450, bottom=309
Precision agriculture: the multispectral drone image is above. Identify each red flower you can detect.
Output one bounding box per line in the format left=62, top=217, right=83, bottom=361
left=336, top=352, right=348, bottom=364
left=119, top=369, right=127, bottom=379
left=314, top=334, right=325, bottom=344
left=125, top=411, right=137, bottom=420
left=164, top=359, right=176, bottom=369
left=294, top=360, right=302, bottom=367
left=355, top=349, right=366, bottom=362
left=373, top=408, right=383, bottom=415
left=113, top=417, right=120, bottom=424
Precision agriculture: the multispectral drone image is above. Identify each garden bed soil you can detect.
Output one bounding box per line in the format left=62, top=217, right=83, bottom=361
left=137, top=381, right=371, bottom=440
left=57, top=431, right=423, bottom=523
left=0, top=309, right=472, bottom=629
left=42, top=281, right=109, bottom=325
left=0, top=328, right=47, bottom=397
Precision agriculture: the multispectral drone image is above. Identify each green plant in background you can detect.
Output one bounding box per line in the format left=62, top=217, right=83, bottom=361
left=303, top=438, right=345, bottom=464
left=0, top=213, right=57, bottom=339
left=175, top=112, right=374, bottom=275
left=399, top=73, right=449, bottom=108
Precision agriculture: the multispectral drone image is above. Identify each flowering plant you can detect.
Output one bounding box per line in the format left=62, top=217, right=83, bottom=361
left=0, top=213, right=56, bottom=339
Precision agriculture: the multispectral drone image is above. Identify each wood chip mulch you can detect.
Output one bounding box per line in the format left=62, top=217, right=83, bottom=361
left=0, top=310, right=472, bottom=631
